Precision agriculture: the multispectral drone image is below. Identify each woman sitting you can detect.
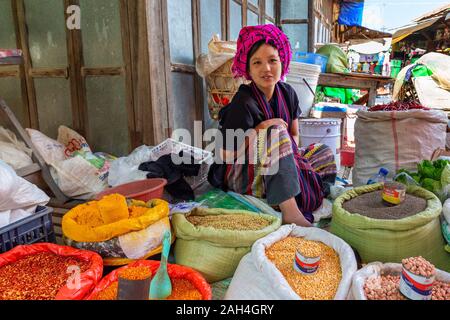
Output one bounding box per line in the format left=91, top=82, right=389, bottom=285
left=208, top=24, right=336, bottom=227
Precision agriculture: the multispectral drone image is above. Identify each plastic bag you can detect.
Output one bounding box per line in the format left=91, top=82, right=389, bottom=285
left=0, top=160, right=50, bottom=228
left=27, top=128, right=109, bottom=197
left=312, top=198, right=333, bottom=222
left=173, top=208, right=282, bottom=282
left=108, top=145, right=153, bottom=187
left=416, top=52, right=450, bottom=91
left=195, top=189, right=260, bottom=212
left=349, top=262, right=450, bottom=300
left=57, top=125, right=92, bottom=157
left=224, top=224, right=357, bottom=300
left=0, top=141, right=33, bottom=170
left=0, top=127, right=33, bottom=170
left=62, top=196, right=170, bottom=243
left=86, top=260, right=212, bottom=300
left=196, top=35, right=237, bottom=78
left=64, top=217, right=171, bottom=266
left=316, top=45, right=349, bottom=74
left=0, top=243, right=103, bottom=300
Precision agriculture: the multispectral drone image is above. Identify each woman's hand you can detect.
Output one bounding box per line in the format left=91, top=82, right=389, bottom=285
left=255, top=118, right=288, bottom=131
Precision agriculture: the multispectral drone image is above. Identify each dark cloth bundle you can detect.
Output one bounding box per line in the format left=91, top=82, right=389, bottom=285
left=139, top=151, right=201, bottom=200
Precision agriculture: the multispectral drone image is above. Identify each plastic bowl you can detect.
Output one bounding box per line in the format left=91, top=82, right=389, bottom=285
left=96, top=178, right=168, bottom=202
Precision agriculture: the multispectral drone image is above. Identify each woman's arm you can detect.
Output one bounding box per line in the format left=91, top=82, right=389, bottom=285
left=290, top=118, right=300, bottom=146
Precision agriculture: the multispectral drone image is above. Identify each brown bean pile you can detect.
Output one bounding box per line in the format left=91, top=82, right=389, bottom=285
left=343, top=191, right=426, bottom=220
left=266, top=237, right=342, bottom=300
left=402, top=256, right=436, bottom=278
left=364, top=274, right=405, bottom=300
left=432, top=281, right=450, bottom=300
left=186, top=214, right=270, bottom=231
left=364, top=275, right=450, bottom=300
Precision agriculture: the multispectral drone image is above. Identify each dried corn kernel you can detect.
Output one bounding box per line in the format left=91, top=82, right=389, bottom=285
left=297, top=241, right=322, bottom=258
left=266, top=237, right=341, bottom=300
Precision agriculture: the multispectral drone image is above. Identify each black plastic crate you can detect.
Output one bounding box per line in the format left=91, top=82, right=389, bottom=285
left=0, top=206, right=56, bottom=253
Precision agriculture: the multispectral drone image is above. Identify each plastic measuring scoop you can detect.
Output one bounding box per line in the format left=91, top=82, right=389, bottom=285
left=149, top=230, right=172, bottom=300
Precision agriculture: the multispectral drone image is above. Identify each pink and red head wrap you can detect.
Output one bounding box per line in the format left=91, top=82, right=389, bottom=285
left=232, top=24, right=293, bottom=81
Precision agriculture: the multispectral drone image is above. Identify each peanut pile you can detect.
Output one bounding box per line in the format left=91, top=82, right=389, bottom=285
left=266, top=237, right=342, bottom=300
left=364, top=275, right=450, bottom=300
left=402, top=256, right=436, bottom=278
left=186, top=214, right=270, bottom=231
left=364, top=275, right=405, bottom=300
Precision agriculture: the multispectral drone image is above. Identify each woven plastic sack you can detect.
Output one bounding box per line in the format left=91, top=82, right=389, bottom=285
left=349, top=262, right=450, bottom=300
left=86, top=260, right=212, bottom=300
left=224, top=224, right=357, bottom=300
left=330, top=184, right=450, bottom=272
left=62, top=195, right=169, bottom=242
left=353, top=109, right=447, bottom=186
left=316, top=44, right=349, bottom=74
left=0, top=243, right=103, bottom=300
left=172, top=207, right=282, bottom=283
left=64, top=217, right=171, bottom=266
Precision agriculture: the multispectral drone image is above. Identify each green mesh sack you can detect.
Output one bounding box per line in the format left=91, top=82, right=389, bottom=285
left=172, top=207, right=282, bottom=282
left=330, top=184, right=450, bottom=272
left=316, top=45, right=349, bottom=74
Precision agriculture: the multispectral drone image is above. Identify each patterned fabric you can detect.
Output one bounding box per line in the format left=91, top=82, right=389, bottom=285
left=224, top=127, right=333, bottom=220
left=300, top=143, right=338, bottom=182
left=232, top=24, right=293, bottom=80
left=223, top=81, right=335, bottom=220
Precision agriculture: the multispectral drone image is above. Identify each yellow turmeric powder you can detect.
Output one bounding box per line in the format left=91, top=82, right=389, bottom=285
left=62, top=195, right=170, bottom=243
left=73, top=202, right=104, bottom=227
left=98, top=194, right=129, bottom=224
left=129, top=206, right=149, bottom=219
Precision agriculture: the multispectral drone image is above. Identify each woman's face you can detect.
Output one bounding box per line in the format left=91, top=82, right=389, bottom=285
left=248, top=43, right=282, bottom=92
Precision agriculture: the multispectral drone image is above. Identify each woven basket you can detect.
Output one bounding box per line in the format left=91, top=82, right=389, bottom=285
left=206, top=59, right=249, bottom=121
left=397, top=78, right=420, bottom=102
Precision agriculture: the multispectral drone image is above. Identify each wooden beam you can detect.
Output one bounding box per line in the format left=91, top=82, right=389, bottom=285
left=308, top=0, right=314, bottom=52
left=145, top=0, right=172, bottom=144
left=81, top=67, right=125, bottom=77
left=29, top=68, right=68, bottom=78
left=221, top=0, right=228, bottom=40
left=192, top=0, right=204, bottom=144
left=119, top=0, right=137, bottom=151
left=259, top=0, right=265, bottom=24
left=13, top=0, right=39, bottom=129
left=275, top=0, right=281, bottom=26
left=242, top=0, right=248, bottom=26
left=0, top=69, right=19, bottom=77
left=136, top=0, right=153, bottom=145
left=281, top=19, right=309, bottom=24
left=127, top=0, right=143, bottom=147
left=65, top=0, right=87, bottom=136
left=247, top=2, right=258, bottom=13
left=160, top=0, right=174, bottom=139
left=10, top=0, right=30, bottom=128
left=170, top=63, right=196, bottom=74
